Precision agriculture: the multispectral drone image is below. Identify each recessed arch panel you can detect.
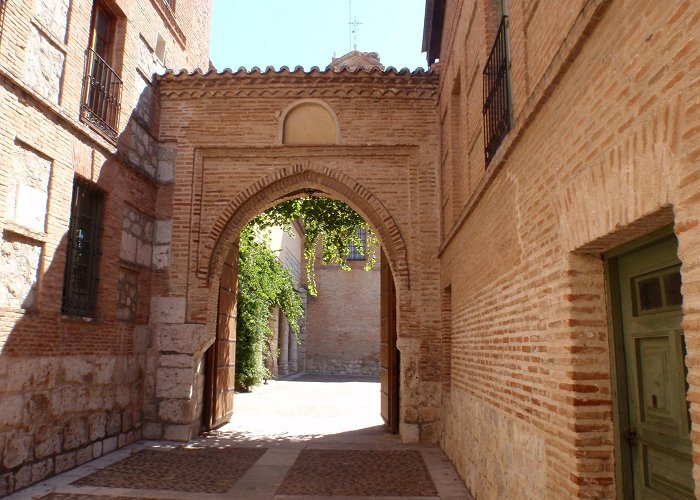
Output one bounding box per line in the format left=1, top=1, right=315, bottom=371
left=280, top=100, right=340, bottom=145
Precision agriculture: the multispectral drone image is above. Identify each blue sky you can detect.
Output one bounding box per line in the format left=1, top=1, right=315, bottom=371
left=209, top=0, right=428, bottom=71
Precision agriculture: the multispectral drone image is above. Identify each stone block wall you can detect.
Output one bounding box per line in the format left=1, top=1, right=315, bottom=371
left=0, top=354, right=145, bottom=494
left=6, top=144, right=51, bottom=233
left=121, top=205, right=155, bottom=267
left=23, top=24, right=65, bottom=105
left=0, top=233, right=42, bottom=311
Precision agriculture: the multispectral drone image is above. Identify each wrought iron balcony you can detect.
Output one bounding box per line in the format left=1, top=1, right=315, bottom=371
left=483, top=15, right=512, bottom=166
left=81, top=48, right=122, bottom=141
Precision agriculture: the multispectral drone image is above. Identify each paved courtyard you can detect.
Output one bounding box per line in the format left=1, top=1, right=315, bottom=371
left=11, top=375, right=472, bottom=499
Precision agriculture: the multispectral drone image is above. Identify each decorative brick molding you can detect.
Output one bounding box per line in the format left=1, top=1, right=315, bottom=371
left=203, top=161, right=411, bottom=293
left=158, top=67, right=438, bottom=101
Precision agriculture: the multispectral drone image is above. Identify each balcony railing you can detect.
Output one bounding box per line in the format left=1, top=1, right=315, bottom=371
left=482, top=15, right=511, bottom=166
left=81, top=48, right=122, bottom=141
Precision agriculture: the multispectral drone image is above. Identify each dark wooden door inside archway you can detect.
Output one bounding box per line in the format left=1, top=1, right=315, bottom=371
left=380, top=250, right=400, bottom=433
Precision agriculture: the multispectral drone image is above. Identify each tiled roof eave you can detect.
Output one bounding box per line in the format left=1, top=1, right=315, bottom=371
left=157, top=65, right=435, bottom=83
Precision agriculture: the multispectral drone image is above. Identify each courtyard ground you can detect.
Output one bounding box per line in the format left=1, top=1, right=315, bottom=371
left=10, top=374, right=472, bottom=499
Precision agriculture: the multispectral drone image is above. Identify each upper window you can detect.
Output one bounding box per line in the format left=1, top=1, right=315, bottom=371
left=347, top=228, right=367, bottom=261
left=91, top=4, right=113, bottom=59
left=482, top=11, right=512, bottom=166
left=61, top=178, right=103, bottom=317
left=81, top=2, right=123, bottom=141
left=633, top=266, right=682, bottom=316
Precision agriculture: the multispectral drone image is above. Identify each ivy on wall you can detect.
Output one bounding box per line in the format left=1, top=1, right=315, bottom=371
left=235, top=228, right=303, bottom=391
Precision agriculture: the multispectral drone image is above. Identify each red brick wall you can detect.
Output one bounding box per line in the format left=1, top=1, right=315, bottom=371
left=306, top=259, right=381, bottom=376
left=435, top=0, right=700, bottom=497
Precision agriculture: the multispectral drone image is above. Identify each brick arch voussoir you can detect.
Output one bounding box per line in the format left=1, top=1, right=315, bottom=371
left=202, top=162, right=410, bottom=290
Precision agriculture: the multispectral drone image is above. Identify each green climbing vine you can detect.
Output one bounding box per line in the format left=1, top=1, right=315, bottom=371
left=235, top=196, right=376, bottom=391
left=249, top=196, right=378, bottom=295
left=235, top=227, right=303, bottom=391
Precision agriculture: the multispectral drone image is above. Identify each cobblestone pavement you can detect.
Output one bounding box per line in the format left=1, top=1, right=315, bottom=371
left=14, top=375, right=472, bottom=499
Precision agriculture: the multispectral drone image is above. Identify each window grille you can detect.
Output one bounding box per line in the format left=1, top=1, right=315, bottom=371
left=81, top=48, right=122, bottom=140
left=482, top=15, right=512, bottom=166
left=81, top=4, right=122, bottom=140
left=61, top=178, right=103, bottom=317
left=347, top=228, right=367, bottom=261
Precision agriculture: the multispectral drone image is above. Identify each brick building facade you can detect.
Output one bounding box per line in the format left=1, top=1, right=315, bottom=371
left=1, top=0, right=700, bottom=498
left=425, top=0, right=700, bottom=497
left=0, top=0, right=210, bottom=494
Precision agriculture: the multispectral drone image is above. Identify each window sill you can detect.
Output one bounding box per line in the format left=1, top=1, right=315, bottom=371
left=80, top=114, right=118, bottom=145
left=3, top=222, right=48, bottom=243
left=61, top=314, right=96, bottom=323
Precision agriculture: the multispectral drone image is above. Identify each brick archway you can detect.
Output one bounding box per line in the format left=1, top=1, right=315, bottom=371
left=203, top=161, right=410, bottom=293
left=149, top=68, right=441, bottom=446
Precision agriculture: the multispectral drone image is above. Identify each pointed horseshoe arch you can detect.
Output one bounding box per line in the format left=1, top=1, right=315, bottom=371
left=202, top=161, right=411, bottom=292
left=202, top=161, right=406, bottom=432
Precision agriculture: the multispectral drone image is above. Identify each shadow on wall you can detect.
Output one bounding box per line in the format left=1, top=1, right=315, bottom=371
left=0, top=79, right=165, bottom=494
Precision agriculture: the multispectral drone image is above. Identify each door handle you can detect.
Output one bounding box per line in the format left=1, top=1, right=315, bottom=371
left=627, top=428, right=638, bottom=447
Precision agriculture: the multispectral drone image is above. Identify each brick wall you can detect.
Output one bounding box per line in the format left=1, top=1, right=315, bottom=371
left=306, top=258, right=381, bottom=377
left=434, top=0, right=700, bottom=497
left=0, top=0, right=211, bottom=494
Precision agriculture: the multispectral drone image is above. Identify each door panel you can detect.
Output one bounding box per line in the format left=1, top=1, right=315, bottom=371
left=643, top=444, right=694, bottom=497
left=616, top=236, right=693, bottom=499
left=635, top=335, right=677, bottom=429
left=203, top=250, right=238, bottom=431
left=380, top=250, right=399, bottom=433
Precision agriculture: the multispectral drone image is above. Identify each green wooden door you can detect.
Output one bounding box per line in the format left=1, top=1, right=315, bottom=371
left=617, top=236, right=693, bottom=498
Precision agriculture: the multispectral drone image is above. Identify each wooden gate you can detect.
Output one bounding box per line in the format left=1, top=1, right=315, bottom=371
left=380, top=250, right=400, bottom=433
left=203, top=248, right=238, bottom=430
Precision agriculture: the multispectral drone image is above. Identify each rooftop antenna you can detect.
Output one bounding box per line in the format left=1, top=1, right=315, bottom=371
left=348, top=0, right=362, bottom=51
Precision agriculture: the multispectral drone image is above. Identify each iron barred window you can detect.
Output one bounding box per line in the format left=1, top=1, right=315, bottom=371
left=482, top=15, right=512, bottom=166
left=61, top=178, right=103, bottom=317
left=80, top=3, right=122, bottom=141
left=81, top=48, right=122, bottom=140
left=347, top=228, right=367, bottom=261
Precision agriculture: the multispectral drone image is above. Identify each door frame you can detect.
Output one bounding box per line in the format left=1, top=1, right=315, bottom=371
left=604, top=225, right=678, bottom=499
